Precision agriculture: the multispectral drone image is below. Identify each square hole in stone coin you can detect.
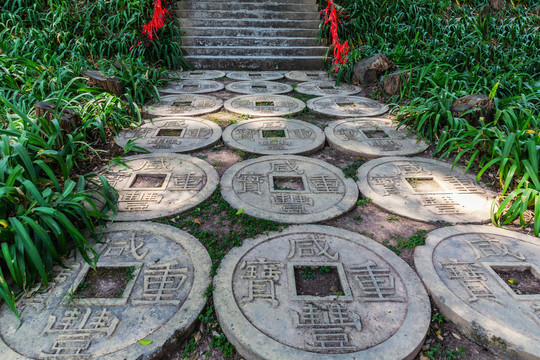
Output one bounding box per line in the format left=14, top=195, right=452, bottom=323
left=173, top=101, right=192, bottom=107
left=306, top=73, right=320, bottom=78
left=273, top=176, right=305, bottom=191
left=157, top=128, right=185, bottom=136
left=190, top=72, right=204, bottom=76
left=248, top=73, right=262, bottom=77
left=492, top=266, right=540, bottom=295
left=406, top=177, right=442, bottom=192
left=318, top=84, right=336, bottom=90
left=294, top=266, right=343, bottom=296
left=130, top=174, right=167, bottom=188
left=363, top=130, right=389, bottom=138
left=251, top=85, right=268, bottom=90
left=337, top=103, right=356, bottom=107
left=256, top=101, right=275, bottom=107
left=262, top=129, right=286, bottom=138
left=182, top=85, right=199, bottom=90
left=75, top=266, right=136, bottom=298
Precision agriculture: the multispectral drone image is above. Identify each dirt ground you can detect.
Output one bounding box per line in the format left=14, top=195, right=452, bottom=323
left=103, top=75, right=535, bottom=360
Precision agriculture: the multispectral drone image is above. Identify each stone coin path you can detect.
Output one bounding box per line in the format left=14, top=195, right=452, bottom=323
left=356, top=157, right=496, bottom=223
left=177, top=70, right=226, bottom=80
left=325, top=117, right=429, bottom=157
left=144, top=94, right=223, bottom=116
left=159, top=79, right=225, bottom=94
left=115, top=116, right=222, bottom=153
left=0, top=222, right=211, bottom=360
left=224, top=94, right=306, bottom=117
left=214, top=225, right=430, bottom=360
left=226, top=71, right=284, bottom=81
left=307, top=95, right=390, bottom=117
left=225, top=80, right=293, bottom=95
left=222, top=117, right=325, bottom=155
left=99, top=153, right=219, bottom=221
left=415, top=225, right=540, bottom=360
left=220, top=155, right=358, bottom=223
left=295, top=80, right=362, bottom=96
left=285, top=70, right=332, bottom=82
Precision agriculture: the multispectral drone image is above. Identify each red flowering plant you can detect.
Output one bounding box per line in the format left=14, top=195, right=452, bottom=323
left=131, top=0, right=172, bottom=50
left=321, top=0, right=350, bottom=71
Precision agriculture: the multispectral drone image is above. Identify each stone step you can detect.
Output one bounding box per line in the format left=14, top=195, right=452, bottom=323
left=177, top=10, right=320, bottom=20
left=182, top=27, right=319, bottom=38
left=176, top=2, right=318, bottom=12
left=177, top=18, right=320, bottom=29
left=183, top=55, right=326, bottom=70
left=182, top=36, right=320, bottom=47
left=182, top=46, right=328, bottom=57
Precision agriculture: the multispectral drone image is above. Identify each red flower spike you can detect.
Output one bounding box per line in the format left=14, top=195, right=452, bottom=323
left=321, top=0, right=349, bottom=69
left=132, top=0, right=170, bottom=49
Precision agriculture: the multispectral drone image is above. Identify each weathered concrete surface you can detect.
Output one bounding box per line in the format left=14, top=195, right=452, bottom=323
left=295, top=81, right=361, bottom=96
left=224, top=94, right=305, bottom=117
left=225, top=80, right=293, bottom=95
left=307, top=96, right=389, bottom=117
left=159, top=80, right=224, bottom=94
left=144, top=94, right=223, bottom=117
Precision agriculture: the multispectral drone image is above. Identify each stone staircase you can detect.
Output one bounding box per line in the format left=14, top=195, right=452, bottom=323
left=176, top=0, right=327, bottom=70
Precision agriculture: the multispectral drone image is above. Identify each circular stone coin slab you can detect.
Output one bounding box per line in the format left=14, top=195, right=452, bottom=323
left=159, top=80, right=224, bottom=94
left=115, top=117, right=222, bottom=153
left=144, top=94, right=223, bottom=116
left=295, top=81, right=361, bottom=96
left=325, top=117, right=429, bottom=157
left=222, top=117, right=325, bottom=155
left=356, top=157, right=496, bottom=224
left=224, top=95, right=306, bottom=117
left=0, top=222, right=212, bottom=360
left=220, top=155, right=358, bottom=223
left=307, top=96, right=389, bottom=117
left=98, top=154, right=219, bottom=221
left=285, top=71, right=332, bottom=82
left=226, top=71, right=284, bottom=81
left=415, top=225, right=540, bottom=360
left=214, top=225, right=430, bottom=360
left=225, top=81, right=293, bottom=95
left=177, top=70, right=226, bottom=80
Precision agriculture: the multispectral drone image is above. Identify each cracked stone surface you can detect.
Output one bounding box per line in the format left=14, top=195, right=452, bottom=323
left=214, top=225, right=430, bottom=360
left=220, top=155, right=358, bottom=223
left=307, top=96, right=389, bottom=117
left=222, top=117, right=325, bottom=155
left=356, top=157, right=497, bottom=223
left=325, top=117, right=429, bottom=157
left=115, top=117, right=222, bottom=153
left=295, top=81, right=361, bottom=96
left=144, top=94, right=223, bottom=116
left=415, top=225, right=540, bottom=360
left=159, top=80, right=225, bottom=94
left=224, top=94, right=306, bottom=117
left=0, top=222, right=211, bottom=360
left=97, top=154, right=219, bottom=221
left=225, top=80, right=293, bottom=95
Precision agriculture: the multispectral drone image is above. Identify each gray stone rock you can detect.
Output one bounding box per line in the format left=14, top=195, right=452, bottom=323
left=450, top=94, right=494, bottom=125
left=295, top=80, right=361, bottom=96
left=225, top=81, right=293, bottom=95
left=220, top=155, right=358, bottom=223
left=356, top=157, right=497, bottom=223
left=415, top=225, right=540, bottom=360
left=97, top=154, right=219, bottom=221
left=352, top=54, right=394, bottom=85
left=383, top=70, right=411, bottom=96
left=226, top=71, right=284, bottom=81
left=307, top=96, right=389, bottom=117
left=115, top=117, right=222, bottom=153
left=177, top=70, right=226, bottom=80
left=144, top=94, right=223, bottom=117
left=159, top=80, right=224, bottom=94
left=284, top=71, right=332, bottom=82
left=489, top=0, right=505, bottom=11
left=224, top=94, right=306, bottom=117
left=222, top=117, right=325, bottom=155
left=0, top=222, right=211, bottom=360
left=214, top=225, right=431, bottom=360
left=325, top=117, right=429, bottom=157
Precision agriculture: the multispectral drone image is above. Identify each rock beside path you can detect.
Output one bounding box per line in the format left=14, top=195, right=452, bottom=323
left=352, top=54, right=394, bottom=84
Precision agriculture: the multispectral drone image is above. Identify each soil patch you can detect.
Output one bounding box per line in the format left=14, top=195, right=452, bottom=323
left=294, top=266, right=343, bottom=296
left=130, top=174, right=167, bottom=188
left=75, top=266, right=135, bottom=298
left=492, top=266, right=540, bottom=295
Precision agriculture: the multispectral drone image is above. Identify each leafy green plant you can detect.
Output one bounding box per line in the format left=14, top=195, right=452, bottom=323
left=318, top=266, right=332, bottom=274
left=445, top=347, right=466, bottom=360
left=357, top=197, right=372, bottom=206
left=302, top=266, right=314, bottom=279
left=426, top=344, right=441, bottom=360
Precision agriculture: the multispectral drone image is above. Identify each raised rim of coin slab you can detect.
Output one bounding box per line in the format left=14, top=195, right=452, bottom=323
left=144, top=94, right=223, bottom=117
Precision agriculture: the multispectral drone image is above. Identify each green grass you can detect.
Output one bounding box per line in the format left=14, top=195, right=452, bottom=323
left=323, top=0, right=540, bottom=235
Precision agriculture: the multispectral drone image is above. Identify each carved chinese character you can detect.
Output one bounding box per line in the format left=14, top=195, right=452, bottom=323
left=103, top=233, right=148, bottom=260
left=133, top=260, right=187, bottom=306
left=184, top=128, right=212, bottom=138
left=236, top=172, right=266, bottom=195
left=172, top=172, right=204, bottom=191
left=466, top=236, right=526, bottom=261
left=336, top=128, right=358, bottom=141
left=369, top=139, right=402, bottom=151
left=269, top=161, right=304, bottom=174
left=350, top=261, right=405, bottom=302
left=148, top=138, right=181, bottom=149
left=120, top=191, right=163, bottom=203
left=131, top=159, right=172, bottom=171
left=438, top=258, right=502, bottom=304
left=369, top=176, right=401, bottom=196
left=162, top=120, right=187, bottom=128
left=397, top=162, right=429, bottom=176
left=42, top=333, right=92, bottom=359
left=259, top=139, right=292, bottom=150
left=240, top=258, right=283, bottom=307
left=443, top=175, right=484, bottom=194
left=122, top=128, right=154, bottom=139
left=287, top=235, right=338, bottom=260
left=289, top=129, right=314, bottom=139
left=233, top=128, right=258, bottom=140
left=309, top=176, right=341, bottom=193
left=421, top=196, right=463, bottom=215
